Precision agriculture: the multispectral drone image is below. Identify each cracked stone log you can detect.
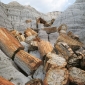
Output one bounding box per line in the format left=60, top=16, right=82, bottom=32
left=44, top=52, right=67, bottom=72
left=36, top=17, right=46, bottom=25
left=28, top=41, right=38, bottom=51
left=42, top=27, right=57, bottom=34
left=25, top=37, right=40, bottom=51
left=69, top=67, right=85, bottom=85
left=0, top=28, right=24, bottom=58
left=79, top=50, right=85, bottom=69
left=67, top=53, right=82, bottom=68
left=57, top=33, right=83, bottom=51
left=67, top=31, right=80, bottom=41
left=43, top=68, right=69, bottom=85
left=55, top=42, right=74, bottom=60
left=38, top=40, right=53, bottom=57
left=0, top=77, right=14, bottom=85
left=57, top=24, right=67, bottom=34
left=25, top=79, right=43, bottom=85
left=10, top=30, right=25, bottom=42
left=24, top=28, right=37, bottom=38
left=14, top=50, right=42, bottom=75
left=54, top=42, right=82, bottom=67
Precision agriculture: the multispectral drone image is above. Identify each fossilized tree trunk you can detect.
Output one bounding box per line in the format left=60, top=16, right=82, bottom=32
left=0, top=28, right=24, bottom=58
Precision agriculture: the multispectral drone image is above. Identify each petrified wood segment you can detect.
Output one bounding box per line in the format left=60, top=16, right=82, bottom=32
left=24, top=28, right=37, bottom=37
left=55, top=42, right=74, bottom=60
left=0, top=28, right=24, bottom=58
left=14, top=50, right=42, bottom=75
left=43, top=68, right=68, bottom=85
left=44, top=53, right=67, bottom=72
left=10, top=30, right=25, bottom=42
left=57, top=34, right=83, bottom=49
left=69, top=67, right=85, bottom=85
left=38, top=40, right=53, bottom=57
left=43, top=27, right=57, bottom=34
left=25, top=79, right=43, bottom=85
left=0, top=77, right=14, bottom=85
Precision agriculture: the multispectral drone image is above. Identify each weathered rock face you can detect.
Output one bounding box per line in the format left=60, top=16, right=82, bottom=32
left=47, top=11, right=62, bottom=20
left=0, top=1, right=61, bottom=32
left=0, top=2, right=12, bottom=29
left=53, top=0, right=85, bottom=43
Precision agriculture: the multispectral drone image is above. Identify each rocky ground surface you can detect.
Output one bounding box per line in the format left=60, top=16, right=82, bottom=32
left=0, top=0, right=85, bottom=85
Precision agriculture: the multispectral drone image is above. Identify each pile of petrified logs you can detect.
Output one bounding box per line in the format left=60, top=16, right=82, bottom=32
left=0, top=24, right=85, bottom=85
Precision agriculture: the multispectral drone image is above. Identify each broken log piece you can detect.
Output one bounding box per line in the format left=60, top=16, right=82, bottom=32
left=43, top=27, right=57, bottom=34
left=67, top=53, right=82, bottom=68
left=36, top=17, right=46, bottom=24
left=56, top=33, right=83, bottom=50
left=0, top=28, right=24, bottom=58
left=14, top=50, right=42, bottom=75
left=79, top=51, right=85, bottom=69
left=0, top=76, right=14, bottom=85
left=10, top=30, right=19, bottom=37
left=55, top=42, right=74, bottom=60
left=24, top=28, right=37, bottom=37
left=31, top=41, right=38, bottom=46
left=10, top=30, right=25, bottom=42
left=19, top=34, right=25, bottom=42
left=57, top=24, right=67, bottom=34
left=38, top=40, right=53, bottom=57
left=67, top=31, right=79, bottom=41
left=25, top=35, right=36, bottom=44
left=44, top=53, right=67, bottom=72
left=69, top=67, right=85, bottom=85
left=25, top=79, right=43, bottom=85
left=43, top=68, right=69, bottom=85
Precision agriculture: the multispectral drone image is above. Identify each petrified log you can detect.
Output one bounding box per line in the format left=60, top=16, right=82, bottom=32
left=10, top=30, right=19, bottom=37
left=25, top=79, right=43, bottom=85
left=24, top=28, right=37, bottom=38
left=43, top=68, right=69, bottom=85
left=57, top=24, right=67, bottom=34
left=10, top=30, right=25, bottom=42
left=14, top=50, right=42, bottom=75
left=55, top=42, right=74, bottom=60
left=38, top=40, right=53, bottom=57
left=36, top=17, right=46, bottom=24
left=67, top=31, right=79, bottom=41
left=29, top=41, right=38, bottom=51
left=67, top=53, right=82, bottom=68
left=80, top=50, right=85, bottom=69
left=69, top=67, right=85, bottom=85
left=44, top=53, right=67, bottom=72
left=43, top=27, right=57, bottom=34
left=56, top=33, right=83, bottom=50
left=0, top=28, right=24, bottom=58
left=0, top=77, right=14, bottom=85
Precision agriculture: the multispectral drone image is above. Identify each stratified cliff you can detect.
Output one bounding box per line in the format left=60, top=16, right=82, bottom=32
left=53, top=0, right=85, bottom=43
left=0, top=1, right=61, bottom=32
